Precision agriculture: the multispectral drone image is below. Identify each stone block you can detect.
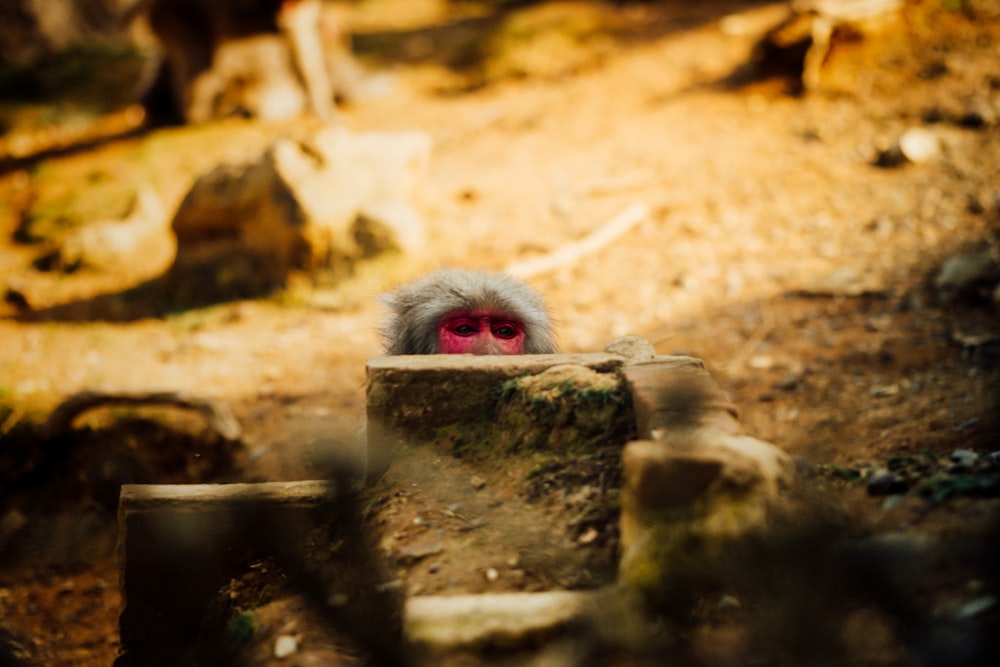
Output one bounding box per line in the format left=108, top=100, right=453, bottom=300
left=116, top=481, right=342, bottom=666
left=618, top=434, right=795, bottom=602
left=621, top=357, right=740, bottom=439
left=365, top=353, right=625, bottom=437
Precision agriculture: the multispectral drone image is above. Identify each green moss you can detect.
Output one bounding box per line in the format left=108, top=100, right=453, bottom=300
left=493, top=371, right=634, bottom=455
left=227, top=610, right=257, bottom=642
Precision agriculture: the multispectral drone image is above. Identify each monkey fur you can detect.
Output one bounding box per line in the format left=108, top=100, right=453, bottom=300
left=379, top=268, right=557, bottom=355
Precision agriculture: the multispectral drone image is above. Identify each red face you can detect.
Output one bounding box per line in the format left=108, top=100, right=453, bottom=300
left=437, top=310, right=526, bottom=354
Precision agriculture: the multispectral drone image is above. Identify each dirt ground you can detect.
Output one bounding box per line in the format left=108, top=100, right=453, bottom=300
left=1, top=0, right=999, bottom=665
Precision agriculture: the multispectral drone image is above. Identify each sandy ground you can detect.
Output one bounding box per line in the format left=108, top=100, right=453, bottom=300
left=0, top=0, right=998, bottom=664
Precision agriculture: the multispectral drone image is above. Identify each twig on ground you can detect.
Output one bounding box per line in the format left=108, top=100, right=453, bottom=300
left=504, top=202, right=649, bottom=279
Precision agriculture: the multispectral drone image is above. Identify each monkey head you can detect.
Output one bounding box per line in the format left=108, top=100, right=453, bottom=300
left=379, top=269, right=556, bottom=355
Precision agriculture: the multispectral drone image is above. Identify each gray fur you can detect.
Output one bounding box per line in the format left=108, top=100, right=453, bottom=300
left=379, top=268, right=556, bottom=354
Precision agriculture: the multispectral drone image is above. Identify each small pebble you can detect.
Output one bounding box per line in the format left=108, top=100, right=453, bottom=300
left=867, top=469, right=908, bottom=496
left=956, top=418, right=980, bottom=431
left=274, top=635, right=299, bottom=659
left=716, top=594, right=741, bottom=611
left=604, top=335, right=656, bottom=361
left=954, top=595, right=998, bottom=621
left=772, top=372, right=800, bottom=391
left=950, top=449, right=980, bottom=465
left=898, top=127, right=940, bottom=163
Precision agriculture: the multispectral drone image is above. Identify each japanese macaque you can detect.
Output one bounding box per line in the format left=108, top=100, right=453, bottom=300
left=380, top=269, right=557, bottom=355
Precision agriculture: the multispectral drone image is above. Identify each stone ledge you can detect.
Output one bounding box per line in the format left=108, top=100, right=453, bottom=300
left=366, top=353, right=626, bottom=436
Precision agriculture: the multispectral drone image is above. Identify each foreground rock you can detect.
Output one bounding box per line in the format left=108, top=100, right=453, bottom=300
left=617, top=356, right=796, bottom=607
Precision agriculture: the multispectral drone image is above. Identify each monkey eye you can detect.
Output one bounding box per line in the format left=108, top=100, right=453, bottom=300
left=442, top=316, right=481, bottom=336
left=492, top=323, right=519, bottom=339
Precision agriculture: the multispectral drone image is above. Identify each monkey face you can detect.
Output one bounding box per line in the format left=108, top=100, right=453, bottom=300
left=379, top=268, right=556, bottom=355
left=437, top=310, right=526, bottom=354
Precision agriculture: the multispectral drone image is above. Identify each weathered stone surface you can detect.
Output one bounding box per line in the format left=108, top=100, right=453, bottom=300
left=57, top=187, right=172, bottom=273
left=494, top=363, right=633, bottom=453
left=935, top=245, right=1000, bottom=297
left=366, top=353, right=625, bottom=435
left=616, top=349, right=794, bottom=603
left=366, top=353, right=629, bottom=474
left=618, top=434, right=795, bottom=600
left=406, top=590, right=598, bottom=648
left=604, top=335, right=656, bottom=362
left=117, top=481, right=344, bottom=667
left=621, top=357, right=739, bottom=439
left=169, top=126, right=430, bottom=292
left=405, top=587, right=648, bottom=650
left=365, top=350, right=746, bottom=471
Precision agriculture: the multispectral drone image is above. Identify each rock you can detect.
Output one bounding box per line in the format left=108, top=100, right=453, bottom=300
left=494, top=363, right=633, bottom=453
left=273, top=634, right=299, bottom=659
left=954, top=595, right=998, bottom=621
left=874, top=127, right=940, bottom=167
left=872, top=383, right=900, bottom=397
left=617, top=356, right=791, bottom=591
left=354, top=200, right=426, bottom=256
left=56, top=187, right=173, bottom=274
left=169, top=126, right=431, bottom=293
left=117, top=481, right=363, bottom=666
left=935, top=246, right=1000, bottom=296
left=898, top=127, right=941, bottom=163
left=620, top=358, right=739, bottom=439
left=365, top=352, right=626, bottom=477
left=866, top=469, right=908, bottom=496
left=873, top=142, right=906, bottom=167
left=395, top=542, right=445, bottom=565
left=950, top=449, right=980, bottom=466
left=618, top=431, right=795, bottom=601
left=404, top=589, right=647, bottom=650
left=604, top=336, right=656, bottom=362
left=366, top=352, right=623, bottom=435
left=957, top=418, right=980, bottom=431
left=772, top=371, right=801, bottom=391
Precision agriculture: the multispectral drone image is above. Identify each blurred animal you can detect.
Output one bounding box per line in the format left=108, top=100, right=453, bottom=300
left=379, top=269, right=556, bottom=355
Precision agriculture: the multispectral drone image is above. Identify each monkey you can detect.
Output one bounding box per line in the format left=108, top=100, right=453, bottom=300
left=379, top=268, right=557, bottom=355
